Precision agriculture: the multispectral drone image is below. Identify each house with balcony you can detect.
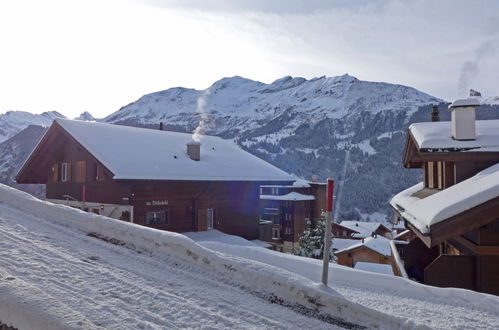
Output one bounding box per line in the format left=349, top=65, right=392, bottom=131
left=259, top=179, right=326, bottom=252
left=390, top=100, right=499, bottom=295
left=16, top=119, right=294, bottom=240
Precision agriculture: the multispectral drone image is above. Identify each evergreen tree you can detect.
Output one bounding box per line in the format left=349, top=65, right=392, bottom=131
left=295, top=217, right=335, bottom=262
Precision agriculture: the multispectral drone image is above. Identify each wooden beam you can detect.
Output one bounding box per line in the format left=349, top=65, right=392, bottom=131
left=429, top=196, right=499, bottom=247
left=405, top=220, right=432, bottom=248
left=452, top=236, right=499, bottom=255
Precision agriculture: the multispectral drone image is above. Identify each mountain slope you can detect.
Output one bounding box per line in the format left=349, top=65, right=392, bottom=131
left=103, top=74, right=444, bottom=221
left=0, top=111, right=64, bottom=143
left=0, top=125, right=47, bottom=198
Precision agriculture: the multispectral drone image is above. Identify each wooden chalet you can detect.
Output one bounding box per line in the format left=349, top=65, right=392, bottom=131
left=16, top=119, right=294, bottom=240
left=334, top=236, right=392, bottom=268
left=337, top=221, right=392, bottom=239
left=331, top=222, right=360, bottom=239
left=390, top=100, right=499, bottom=295
left=259, top=179, right=326, bottom=252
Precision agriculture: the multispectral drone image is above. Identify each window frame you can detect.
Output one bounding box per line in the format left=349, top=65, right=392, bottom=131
left=145, top=210, right=169, bottom=225
left=60, top=162, right=69, bottom=182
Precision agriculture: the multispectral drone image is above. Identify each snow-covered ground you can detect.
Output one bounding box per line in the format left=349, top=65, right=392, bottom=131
left=1, top=184, right=498, bottom=329
left=0, top=184, right=410, bottom=329
left=187, top=231, right=499, bottom=330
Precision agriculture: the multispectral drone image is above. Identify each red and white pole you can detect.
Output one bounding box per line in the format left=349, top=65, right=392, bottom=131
left=322, top=178, right=334, bottom=285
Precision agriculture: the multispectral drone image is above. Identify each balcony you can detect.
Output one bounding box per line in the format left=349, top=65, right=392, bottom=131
left=264, top=208, right=281, bottom=216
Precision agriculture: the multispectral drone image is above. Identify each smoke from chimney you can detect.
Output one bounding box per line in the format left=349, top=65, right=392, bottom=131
left=192, top=89, right=211, bottom=142
left=458, top=41, right=496, bottom=97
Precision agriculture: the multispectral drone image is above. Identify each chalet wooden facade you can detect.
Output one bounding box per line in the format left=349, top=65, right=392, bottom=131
left=390, top=101, right=499, bottom=295
left=259, top=180, right=326, bottom=252
left=16, top=119, right=294, bottom=240
left=334, top=236, right=392, bottom=268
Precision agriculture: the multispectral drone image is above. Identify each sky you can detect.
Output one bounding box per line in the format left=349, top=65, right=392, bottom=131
left=0, top=0, right=498, bottom=119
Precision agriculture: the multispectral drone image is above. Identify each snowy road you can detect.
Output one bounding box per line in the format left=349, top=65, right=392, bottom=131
left=0, top=201, right=337, bottom=329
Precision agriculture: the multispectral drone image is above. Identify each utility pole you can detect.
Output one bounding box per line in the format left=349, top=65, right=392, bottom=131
left=322, top=179, right=334, bottom=286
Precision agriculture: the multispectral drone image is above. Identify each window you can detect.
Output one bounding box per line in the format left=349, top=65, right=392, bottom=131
left=60, top=162, right=69, bottom=182
left=76, top=161, right=86, bottom=183
left=271, top=187, right=279, bottom=195
left=145, top=211, right=168, bottom=225
left=207, top=208, right=214, bottom=230
left=285, top=226, right=292, bottom=235
left=272, top=228, right=281, bottom=239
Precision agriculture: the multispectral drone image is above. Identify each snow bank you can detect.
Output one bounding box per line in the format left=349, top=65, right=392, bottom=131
left=186, top=230, right=499, bottom=317
left=0, top=184, right=421, bottom=329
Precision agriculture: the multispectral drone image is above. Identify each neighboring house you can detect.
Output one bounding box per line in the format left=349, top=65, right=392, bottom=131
left=259, top=179, right=326, bottom=252
left=16, top=119, right=294, bottom=240
left=331, top=223, right=360, bottom=239
left=390, top=100, right=499, bottom=295
left=334, top=236, right=392, bottom=268
left=338, top=221, right=392, bottom=239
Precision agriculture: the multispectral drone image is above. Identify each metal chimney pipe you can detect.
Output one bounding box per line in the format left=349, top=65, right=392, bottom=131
left=431, top=106, right=440, bottom=122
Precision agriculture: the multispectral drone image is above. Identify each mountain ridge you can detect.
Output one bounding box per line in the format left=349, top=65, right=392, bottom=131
left=2, top=74, right=499, bottom=221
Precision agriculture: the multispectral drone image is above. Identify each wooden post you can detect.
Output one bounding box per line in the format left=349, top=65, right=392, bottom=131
left=322, top=179, right=334, bottom=286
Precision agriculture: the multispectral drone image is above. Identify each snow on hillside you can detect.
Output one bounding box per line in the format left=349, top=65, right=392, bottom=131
left=1, top=183, right=497, bottom=329
left=0, top=110, right=64, bottom=143
left=0, top=184, right=421, bottom=330
left=187, top=230, right=499, bottom=330
left=481, top=95, right=499, bottom=106
left=74, top=111, right=96, bottom=121
left=104, top=74, right=442, bottom=135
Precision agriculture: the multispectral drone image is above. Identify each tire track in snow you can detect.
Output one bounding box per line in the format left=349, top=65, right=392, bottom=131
left=0, top=203, right=336, bottom=329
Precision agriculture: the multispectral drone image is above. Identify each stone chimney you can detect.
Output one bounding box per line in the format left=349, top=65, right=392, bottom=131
left=448, top=96, right=480, bottom=141
left=186, top=141, right=201, bottom=161
left=311, top=175, right=319, bottom=183
left=431, top=106, right=440, bottom=122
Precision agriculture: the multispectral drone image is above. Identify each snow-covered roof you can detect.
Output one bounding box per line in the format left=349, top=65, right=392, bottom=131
left=55, top=118, right=294, bottom=182
left=409, top=119, right=499, bottom=151
left=260, top=177, right=314, bottom=188
left=332, top=238, right=359, bottom=252
left=334, top=236, right=392, bottom=257
left=354, top=262, right=394, bottom=276
left=448, top=98, right=480, bottom=109
left=390, top=163, right=499, bottom=234
left=260, top=192, right=315, bottom=201
left=338, top=221, right=389, bottom=238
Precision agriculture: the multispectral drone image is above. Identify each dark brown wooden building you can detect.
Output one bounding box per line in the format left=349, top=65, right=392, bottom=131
left=16, top=119, right=294, bottom=240
left=259, top=180, right=326, bottom=252
left=390, top=100, right=499, bottom=295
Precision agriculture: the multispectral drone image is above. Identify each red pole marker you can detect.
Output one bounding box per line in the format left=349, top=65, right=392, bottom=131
left=326, top=179, right=334, bottom=212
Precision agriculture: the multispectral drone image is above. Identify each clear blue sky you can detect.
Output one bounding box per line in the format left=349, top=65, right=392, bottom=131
left=1, top=0, right=498, bottom=118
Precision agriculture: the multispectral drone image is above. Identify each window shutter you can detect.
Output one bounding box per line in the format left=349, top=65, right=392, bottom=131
left=66, top=162, right=72, bottom=182
left=53, top=164, right=59, bottom=182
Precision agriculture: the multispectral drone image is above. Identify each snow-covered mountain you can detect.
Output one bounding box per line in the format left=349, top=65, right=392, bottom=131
left=104, top=74, right=444, bottom=221
left=105, top=74, right=441, bottom=132
left=74, top=111, right=96, bottom=121
left=0, top=110, right=64, bottom=143
left=2, top=75, right=498, bottom=221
